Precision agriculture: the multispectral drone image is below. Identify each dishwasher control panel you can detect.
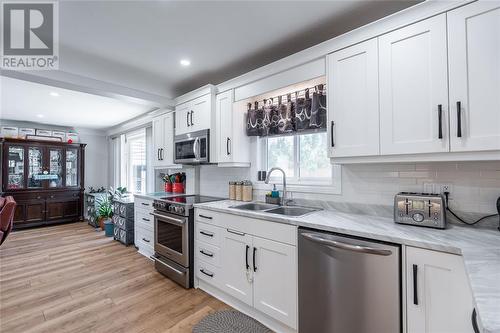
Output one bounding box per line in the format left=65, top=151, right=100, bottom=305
left=394, top=192, right=446, bottom=229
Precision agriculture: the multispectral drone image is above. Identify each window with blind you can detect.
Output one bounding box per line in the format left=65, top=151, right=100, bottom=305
left=125, top=129, right=147, bottom=193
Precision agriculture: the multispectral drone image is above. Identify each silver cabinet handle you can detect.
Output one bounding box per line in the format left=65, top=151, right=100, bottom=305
left=142, top=237, right=150, bottom=243
left=199, top=231, right=214, bottom=237
left=227, top=228, right=245, bottom=236
left=301, top=233, right=392, bottom=256
left=199, top=249, right=214, bottom=257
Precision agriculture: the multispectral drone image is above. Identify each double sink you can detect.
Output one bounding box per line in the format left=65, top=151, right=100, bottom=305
left=230, top=202, right=320, bottom=217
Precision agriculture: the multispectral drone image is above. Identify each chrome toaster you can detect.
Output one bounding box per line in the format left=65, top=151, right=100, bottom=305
left=394, top=192, right=446, bottom=229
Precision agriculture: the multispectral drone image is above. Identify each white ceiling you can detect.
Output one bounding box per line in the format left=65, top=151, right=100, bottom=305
left=57, top=0, right=420, bottom=98
left=0, top=76, right=152, bottom=129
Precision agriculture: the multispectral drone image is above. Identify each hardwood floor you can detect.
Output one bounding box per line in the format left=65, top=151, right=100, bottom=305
left=0, top=223, right=229, bottom=333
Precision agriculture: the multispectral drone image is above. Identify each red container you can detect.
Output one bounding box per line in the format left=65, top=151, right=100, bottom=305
left=172, top=183, right=184, bottom=193
left=164, top=183, right=172, bottom=192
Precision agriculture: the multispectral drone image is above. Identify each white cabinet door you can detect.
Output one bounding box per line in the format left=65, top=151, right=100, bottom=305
left=220, top=229, right=253, bottom=306
left=253, top=236, right=297, bottom=329
left=190, top=94, right=212, bottom=133
left=216, top=90, right=233, bottom=163
left=175, top=102, right=191, bottom=136
left=379, top=14, right=449, bottom=155
left=448, top=2, right=500, bottom=152
left=328, top=38, right=380, bottom=158
left=406, top=247, right=474, bottom=333
left=152, top=115, right=164, bottom=167
left=161, top=113, right=175, bottom=166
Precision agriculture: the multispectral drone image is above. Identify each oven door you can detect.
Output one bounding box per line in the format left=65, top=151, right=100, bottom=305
left=152, top=211, right=189, bottom=267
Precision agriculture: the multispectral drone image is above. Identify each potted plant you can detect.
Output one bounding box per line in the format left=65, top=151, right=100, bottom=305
left=97, top=195, right=113, bottom=231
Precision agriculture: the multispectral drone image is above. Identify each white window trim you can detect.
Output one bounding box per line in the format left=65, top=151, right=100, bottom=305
left=256, top=135, right=342, bottom=195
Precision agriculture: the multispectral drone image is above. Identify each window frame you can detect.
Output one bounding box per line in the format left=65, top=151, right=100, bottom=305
left=259, top=132, right=342, bottom=194
left=123, top=128, right=147, bottom=194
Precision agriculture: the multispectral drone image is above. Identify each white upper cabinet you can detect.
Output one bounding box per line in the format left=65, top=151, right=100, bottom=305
left=327, top=38, right=380, bottom=158
left=175, top=93, right=213, bottom=136
left=448, top=2, right=500, bottom=152
left=174, top=102, right=192, bottom=136
left=152, top=112, right=176, bottom=167
left=379, top=14, right=449, bottom=155
left=406, top=247, right=474, bottom=333
left=215, top=90, right=251, bottom=166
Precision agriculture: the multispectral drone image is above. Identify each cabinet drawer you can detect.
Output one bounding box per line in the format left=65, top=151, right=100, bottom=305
left=135, top=211, right=153, bottom=227
left=195, top=209, right=224, bottom=226
left=135, top=197, right=154, bottom=212
left=197, top=260, right=220, bottom=287
left=136, top=225, right=153, bottom=246
left=196, top=221, right=223, bottom=247
left=196, top=240, right=221, bottom=267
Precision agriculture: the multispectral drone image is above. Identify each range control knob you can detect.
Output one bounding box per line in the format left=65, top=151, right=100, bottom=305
left=412, top=213, right=424, bottom=223
left=175, top=206, right=185, bottom=215
left=169, top=205, right=176, bottom=212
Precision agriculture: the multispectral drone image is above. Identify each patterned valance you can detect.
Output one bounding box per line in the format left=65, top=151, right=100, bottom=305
left=246, top=84, right=326, bottom=137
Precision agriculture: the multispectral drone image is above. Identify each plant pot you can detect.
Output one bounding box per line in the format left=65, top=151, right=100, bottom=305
left=104, top=219, right=114, bottom=237
left=98, top=217, right=106, bottom=230
left=164, top=182, right=172, bottom=192
left=172, top=183, right=184, bottom=193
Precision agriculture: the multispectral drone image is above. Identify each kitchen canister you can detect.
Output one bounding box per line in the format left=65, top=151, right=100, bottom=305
left=229, top=181, right=236, bottom=200
left=242, top=180, right=253, bottom=202
left=235, top=181, right=243, bottom=201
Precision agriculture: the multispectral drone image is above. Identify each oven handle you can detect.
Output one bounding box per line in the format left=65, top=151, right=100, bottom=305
left=150, top=212, right=186, bottom=226
left=153, top=256, right=185, bottom=276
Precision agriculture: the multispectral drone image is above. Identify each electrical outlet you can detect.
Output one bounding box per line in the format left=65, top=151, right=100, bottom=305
left=438, top=183, right=452, bottom=194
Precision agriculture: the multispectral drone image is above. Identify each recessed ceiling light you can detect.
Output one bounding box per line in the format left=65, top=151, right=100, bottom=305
left=180, top=59, right=191, bottom=67
left=50, top=92, right=60, bottom=97
left=36, top=114, right=44, bottom=118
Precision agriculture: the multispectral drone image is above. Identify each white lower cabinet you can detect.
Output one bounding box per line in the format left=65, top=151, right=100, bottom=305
left=194, top=209, right=298, bottom=332
left=406, top=246, right=474, bottom=333
left=220, top=229, right=254, bottom=306
left=252, top=236, right=297, bottom=328
left=134, top=197, right=154, bottom=258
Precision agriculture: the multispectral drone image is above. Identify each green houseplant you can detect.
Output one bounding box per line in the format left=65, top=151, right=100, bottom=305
left=96, top=195, right=113, bottom=230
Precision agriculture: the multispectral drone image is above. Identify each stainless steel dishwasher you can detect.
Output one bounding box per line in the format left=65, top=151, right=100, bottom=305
left=298, top=228, right=401, bottom=333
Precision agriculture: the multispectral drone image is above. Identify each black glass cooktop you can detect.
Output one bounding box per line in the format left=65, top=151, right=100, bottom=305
left=161, top=195, right=222, bottom=206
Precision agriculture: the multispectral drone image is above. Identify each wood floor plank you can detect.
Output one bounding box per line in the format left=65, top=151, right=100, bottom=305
left=0, top=222, right=228, bottom=333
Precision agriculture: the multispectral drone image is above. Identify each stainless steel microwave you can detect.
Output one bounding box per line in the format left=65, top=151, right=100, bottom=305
left=174, top=129, right=209, bottom=164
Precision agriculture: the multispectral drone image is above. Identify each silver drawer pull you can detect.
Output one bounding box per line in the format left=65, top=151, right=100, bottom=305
left=199, top=214, right=213, bottom=220
left=142, top=238, right=150, bottom=243
left=199, top=249, right=214, bottom=257
left=142, top=218, right=150, bottom=222
left=199, top=231, right=214, bottom=237
left=141, top=202, right=149, bottom=206
left=227, top=228, right=245, bottom=236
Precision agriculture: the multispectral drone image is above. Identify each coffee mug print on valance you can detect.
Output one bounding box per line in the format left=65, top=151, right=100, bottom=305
left=246, top=84, right=326, bottom=137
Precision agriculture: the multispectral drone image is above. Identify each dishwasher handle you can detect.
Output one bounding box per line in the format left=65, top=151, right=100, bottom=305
left=301, top=232, right=393, bottom=256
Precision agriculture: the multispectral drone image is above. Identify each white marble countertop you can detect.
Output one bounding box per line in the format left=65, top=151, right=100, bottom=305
left=194, top=200, right=500, bottom=333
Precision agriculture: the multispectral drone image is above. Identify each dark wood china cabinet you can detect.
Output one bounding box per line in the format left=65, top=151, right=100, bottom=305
left=1, top=138, right=86, bottom=229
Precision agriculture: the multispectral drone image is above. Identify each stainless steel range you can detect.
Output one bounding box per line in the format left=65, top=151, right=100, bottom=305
left=151, top=194, right=222, bottom=288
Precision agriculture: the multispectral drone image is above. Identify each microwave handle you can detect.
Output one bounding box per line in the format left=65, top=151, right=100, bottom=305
left=193, top=137, right=200, bottom=160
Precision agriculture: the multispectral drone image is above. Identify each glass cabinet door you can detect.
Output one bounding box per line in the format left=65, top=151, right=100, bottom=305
left=48, top=149, right=63, bottom=188
left=7, top=146, right=25, bottom=189
left=28, top=147, right=43, bottom=188
left=66, top=149, right=78, bottom=187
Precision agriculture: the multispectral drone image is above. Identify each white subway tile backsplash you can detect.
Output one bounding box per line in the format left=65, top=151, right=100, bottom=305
left=198, top=161, right=500, bottom=214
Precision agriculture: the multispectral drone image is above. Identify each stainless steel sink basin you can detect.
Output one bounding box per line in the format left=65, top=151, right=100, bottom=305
left=265, top=206, right=319, bottom=217
left=231, top=202, right=320, bottom=217
left=230, top=203, right=279, bottom=211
